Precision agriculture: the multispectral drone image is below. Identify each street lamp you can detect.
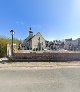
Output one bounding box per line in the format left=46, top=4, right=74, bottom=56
left=10, top=30, right=15, bottom=56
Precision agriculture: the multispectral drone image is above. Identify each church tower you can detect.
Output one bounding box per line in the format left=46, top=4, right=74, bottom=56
left=29, top=27, right=33, bottom=38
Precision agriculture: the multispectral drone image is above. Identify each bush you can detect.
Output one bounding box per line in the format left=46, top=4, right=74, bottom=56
left=0, top=37, right=20, bottom=57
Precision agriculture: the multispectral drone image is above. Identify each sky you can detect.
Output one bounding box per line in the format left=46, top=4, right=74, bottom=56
left=0, top=0, right=80, bottom=41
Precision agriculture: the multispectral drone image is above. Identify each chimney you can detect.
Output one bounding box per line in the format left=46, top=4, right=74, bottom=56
left=29, top=27, right=33, bottom=38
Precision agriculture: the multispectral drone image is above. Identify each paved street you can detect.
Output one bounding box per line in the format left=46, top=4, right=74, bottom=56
left=0, top=67, right=80, bottom=92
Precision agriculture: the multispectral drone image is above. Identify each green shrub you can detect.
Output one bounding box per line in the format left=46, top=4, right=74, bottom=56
left=0, top=37, right=20, bottom=57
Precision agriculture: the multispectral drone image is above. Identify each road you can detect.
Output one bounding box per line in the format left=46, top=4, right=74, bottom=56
left=0, top=67, right=80, bottom=92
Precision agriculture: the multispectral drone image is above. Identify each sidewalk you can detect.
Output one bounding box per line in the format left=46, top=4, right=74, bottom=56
left=0, top=57, right=80, bottom=68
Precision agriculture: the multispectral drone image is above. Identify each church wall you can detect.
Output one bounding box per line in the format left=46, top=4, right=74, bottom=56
left=32, top=33, right=46, bottom=50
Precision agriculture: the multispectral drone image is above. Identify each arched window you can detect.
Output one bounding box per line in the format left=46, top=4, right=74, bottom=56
left=39, top=37, right=40, bottom=41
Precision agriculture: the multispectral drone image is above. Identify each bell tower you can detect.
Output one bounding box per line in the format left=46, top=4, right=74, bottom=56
left=29, top=27, right=33, bottom=38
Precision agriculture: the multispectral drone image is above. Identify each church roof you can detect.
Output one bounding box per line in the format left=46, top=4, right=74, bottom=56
left=24, top=32, right=45, bottom=42
left=24, top=35, right=35, bottom=42
left=29, top=31, right=33, bottom=33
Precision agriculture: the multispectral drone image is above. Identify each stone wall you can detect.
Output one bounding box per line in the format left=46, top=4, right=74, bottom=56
left=12, top=53, right=80, bottom=61
left=32, top=32, right=45, bottom=50
left=16, top=50, right=32, bottom=53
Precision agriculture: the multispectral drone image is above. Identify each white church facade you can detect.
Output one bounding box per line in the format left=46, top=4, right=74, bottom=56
left=22, top=27, right=46, bottom=51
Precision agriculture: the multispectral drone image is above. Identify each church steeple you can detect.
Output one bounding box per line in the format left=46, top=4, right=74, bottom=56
left=29, top=27, right=33, bottom=33
left=29, top=27, right=33, bottom=38
left=30, top=27, right=32, bottom=31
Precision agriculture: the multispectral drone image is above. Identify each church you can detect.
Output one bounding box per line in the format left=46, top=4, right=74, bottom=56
left=22, top=27, right=46, bottom=51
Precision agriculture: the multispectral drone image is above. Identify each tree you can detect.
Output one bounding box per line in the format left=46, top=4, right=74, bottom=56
left=0, top=37, right=20, bottom=57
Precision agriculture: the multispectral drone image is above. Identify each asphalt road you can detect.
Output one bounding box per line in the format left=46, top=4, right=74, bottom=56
left=0, top=67, right=80, bottom=92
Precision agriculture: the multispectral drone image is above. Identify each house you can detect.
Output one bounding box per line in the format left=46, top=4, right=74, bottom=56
left=64, top=38, right=80, bottom=51
left=64, top=38, right=73, bottom=50
left=22, top=27, right=46, bottom=51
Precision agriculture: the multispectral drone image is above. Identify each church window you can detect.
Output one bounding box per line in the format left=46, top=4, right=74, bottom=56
left=39, top=37, right=40, bottom=41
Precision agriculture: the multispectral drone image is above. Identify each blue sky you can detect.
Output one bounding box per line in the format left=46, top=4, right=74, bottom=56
left=0, top=0, right=80, bottom=41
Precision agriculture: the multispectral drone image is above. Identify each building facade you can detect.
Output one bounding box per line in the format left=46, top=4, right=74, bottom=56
left=64, top=38, right=80, bottom=51
left=22, top=27, right=46, bottom=51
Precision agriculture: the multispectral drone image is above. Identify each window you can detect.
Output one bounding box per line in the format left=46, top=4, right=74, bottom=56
left=39, top=37, right=40, bottom=41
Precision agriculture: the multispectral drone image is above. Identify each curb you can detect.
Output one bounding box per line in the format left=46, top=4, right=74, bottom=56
left=0, top=63, right=80, bottom=69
